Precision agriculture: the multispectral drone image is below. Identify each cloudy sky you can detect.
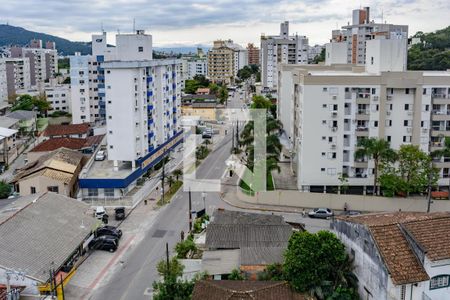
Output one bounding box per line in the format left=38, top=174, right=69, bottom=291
left=1, top=0, right=449, bottom=47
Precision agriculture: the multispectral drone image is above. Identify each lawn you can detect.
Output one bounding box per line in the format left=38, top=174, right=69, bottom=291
left=158, top=180, right=183, bottom=206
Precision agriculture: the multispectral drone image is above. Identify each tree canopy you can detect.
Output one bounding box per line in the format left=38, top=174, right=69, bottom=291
left=12, top=94, right=51, bottom=115
left=408, top=26, right=450, bottom=70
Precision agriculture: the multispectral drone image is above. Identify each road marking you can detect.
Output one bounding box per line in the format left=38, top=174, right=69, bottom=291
left=81, top=234, right=136, bottom=300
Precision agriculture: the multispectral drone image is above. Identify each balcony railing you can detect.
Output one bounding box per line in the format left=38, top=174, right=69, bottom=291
left=356, top=127, right=369, bottom=131
left=432, top=126, right=450, bottom=131
left=357, top=110, right=369, bottom=115
left=432, top=93, right=448, bottom=99
left=432, top=110, right=450, bottom=115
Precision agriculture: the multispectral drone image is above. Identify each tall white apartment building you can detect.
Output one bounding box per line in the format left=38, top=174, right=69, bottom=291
left=186, top=58, right=207, bottom=79
left=78, top=30, right=182, bottom=200
left=325, top=7, right=408, bottom=66
left=10, top=40, right=58, bottom=86
left=70, top=32, right=115, bottom=124
left=260, top=21, right=309, bottom=90
left=3, top=58, right=31, bottom=98
left=278, top=38, right=450, bottom=193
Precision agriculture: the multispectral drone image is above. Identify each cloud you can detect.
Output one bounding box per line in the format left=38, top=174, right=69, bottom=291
left=0, top=0, right=449, bottom=46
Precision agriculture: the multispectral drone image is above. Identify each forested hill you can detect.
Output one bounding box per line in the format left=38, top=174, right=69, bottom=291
left=408, top=26, right=450, bottom=70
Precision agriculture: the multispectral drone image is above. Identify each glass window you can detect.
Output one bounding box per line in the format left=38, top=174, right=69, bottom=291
left=430, top=275, right=450, bottom=289
left=88, top=188, right=98, bottom=197
left=47, top=186, right=59, bottom=193
left=104, top=188, right=115, bottom=197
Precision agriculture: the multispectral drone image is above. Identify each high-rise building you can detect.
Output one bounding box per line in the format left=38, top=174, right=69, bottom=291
left=70, top=32, right=116, bottom=124
left=78, top=31, right=183, bottom=202
left=277, top=38, right=450, bottom=193
left=10, top=39, right=58, bottom=86
left=246, top=43, right=260, bottom=65
left=325, top=7, right=408, bottom=66
left=4, top=57, right=31, bottom=99
left=0, top=60, right=7, bottom=103
left=207, top=40, right=247, bottom=85
left=187, top=58, right=207, bottom=79
left=260, top=21, right=309, bottom=90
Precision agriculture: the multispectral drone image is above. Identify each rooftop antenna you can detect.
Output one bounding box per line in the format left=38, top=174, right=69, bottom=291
left=381, top=9, right=384, bottom=24
left=101, top=22, right=104, bottom=33
left=133, top=18, right=136, bottom=32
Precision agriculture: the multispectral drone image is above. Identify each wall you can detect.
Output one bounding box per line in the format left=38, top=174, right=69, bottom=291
left=237, top=188, right=450, bottom=213
left=325, top=42, right=348, bottom=65
left=18, top=175, right=70, bottom=197
left=0, top=267, right=39, bottom=296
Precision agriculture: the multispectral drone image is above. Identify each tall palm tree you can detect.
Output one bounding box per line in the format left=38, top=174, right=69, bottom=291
left=354, top=137, right=396, bottom=195
left=431, top=136, right=450, bottom=199
left=173, top=169, right=183, bottom=181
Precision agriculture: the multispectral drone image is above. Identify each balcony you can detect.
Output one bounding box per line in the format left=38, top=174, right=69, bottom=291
left=355, top=127, right=369, bottom=136
left=356, top=110, right=370, bottom=120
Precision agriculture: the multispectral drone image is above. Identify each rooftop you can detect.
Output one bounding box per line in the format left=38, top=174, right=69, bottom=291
left=30, top=138, right=88, bottom=152
left=192, top=280, right=305, bottom=300
left=7, top=110, right=37, bottom=121
left=201, top=249, right=240, bottom=275
left=336, top=212, right=450, bottom=285
left=0, top=192, right=96, bottom=282
left=0, top=116, right=19, bottom=129
left=44, top=123, right=90, bottom=137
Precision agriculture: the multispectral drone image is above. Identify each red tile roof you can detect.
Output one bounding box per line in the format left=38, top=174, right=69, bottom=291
left=337, top=212, right=450, bottom=285
left=44, top=124, right=90, bottom=137
left=30, top=138, right=88, bottom=152
left=85, top=134, right=105, bottom=147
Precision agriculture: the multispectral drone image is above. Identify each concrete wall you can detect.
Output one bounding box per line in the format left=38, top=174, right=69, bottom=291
left=17, top=175, right=71, bottom=197
left=237, top=188, right=450, bottom=212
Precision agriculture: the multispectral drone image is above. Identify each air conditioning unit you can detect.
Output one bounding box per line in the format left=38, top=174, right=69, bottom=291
left=372, top=96, right=379, bottom=101
left=331, top=144, right=337, bottom=149
left=407, top=127, right=413, bottom=133
left=331, top=112, right=338, bottom=117
left=332, top=95, right=338, bottom=100
left=387, top=95, right=393, bottom=101
left=387, top=111, right=391, bottom=115
left=331, top=127, right=338, bottom=132
left=422, top=128, right=428, bottom=133
left=407, top=111, right=413, bottom=116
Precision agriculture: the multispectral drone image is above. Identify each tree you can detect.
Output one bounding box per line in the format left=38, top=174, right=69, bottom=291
left=167, top=175, right=174, bottom=188
left=175, top=236, right=197, bottom=259
left=283, top=231, right=358, bottom=300
left=228, top=269, right=244, bottom=280
left=156, top=257, right=184, bottom=278
left=0, top=181, right=11, bottom=199
left=313, top=48, right=326, bottom=64
left=12, top=94, right=52, bottom=115
left=173, top=169, right=183, bottom=181
left=258, top=263, right=284, bottom=281
left=218, top=86, right=228, bottom=104
left=379, top=145, right=438, bottom=197
left=431, top=136, right=450, bottom=199
left=354, top=138, right=396, bottom=195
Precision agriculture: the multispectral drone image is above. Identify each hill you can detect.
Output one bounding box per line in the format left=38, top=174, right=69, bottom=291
left=408, top=26, right=450, bottom=70
left=0, top=24, right=91, bottom=55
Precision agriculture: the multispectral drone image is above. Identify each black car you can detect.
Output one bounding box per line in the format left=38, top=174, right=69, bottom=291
left=115, top=207, right=126, bottom=220
left=88, top=235, right=118, bottom=252
left=96, top=226, right=122, bottom=239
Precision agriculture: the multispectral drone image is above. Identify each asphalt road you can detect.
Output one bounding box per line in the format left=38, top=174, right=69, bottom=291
left=89, top=89, right=330, bottom=300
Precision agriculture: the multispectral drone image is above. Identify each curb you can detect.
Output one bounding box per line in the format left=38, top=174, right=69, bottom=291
left=220, top=192, right=305, bottom=213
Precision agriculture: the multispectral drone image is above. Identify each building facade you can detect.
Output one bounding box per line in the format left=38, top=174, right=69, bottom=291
left=4, top=57, right=31, bottom=99
left=246, top=43, right=260, bottom=65
left=277, top=40, right=450, bottom=193
left=325, top=7, right=408, bottom=66
left=187, top=58, right=207, bottom=79
left=207, top=40, right=247, bottom=85
left=260, top=21, right=309, bottom=90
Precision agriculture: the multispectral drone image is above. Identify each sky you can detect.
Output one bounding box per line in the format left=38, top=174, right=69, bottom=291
left=1, top=0, right=449, bottom=48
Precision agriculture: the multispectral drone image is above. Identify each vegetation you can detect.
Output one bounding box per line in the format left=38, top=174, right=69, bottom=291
left=313, top=48, right=326, bottom=64
left=195, top=145, right=210, bottom=160
left=354, top=138, right=396, bottom=195
left=237, top=64, right=259, bottom=81
left=283, top=231, right=358, bottom=300
left=159, top=180, right=183, bottom=205
left=175, top=235, right=198, bottom=259
left=257, top=263, right=284, bottom=281
left=184, top=75, right=211, bottom=94
left=58, top=58, right=70, bottom=70
left=11, top=94, right=51, bottom=115
left=153, top=257, right=194, bottom=300
left=431, top=137, right=450, bottom=199
left=192, top=214, right=209, bottom=234
left=408, top=26, right=450, bottom=70
left=228, top=269, right=245, bottom=280
left=48, top=110, right=71, bottom=118
left=0, top=181, right=11, bottom=199
left=218, top=86, right=228, bottom=104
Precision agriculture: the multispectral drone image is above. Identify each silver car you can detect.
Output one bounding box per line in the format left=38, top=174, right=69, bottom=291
left=308, top=208, right=334, bottom=219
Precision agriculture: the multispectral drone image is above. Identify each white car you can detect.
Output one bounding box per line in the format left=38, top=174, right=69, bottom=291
left=95, top=150, right=106, bottom=161
left=94, top=206, right=107, bottom=219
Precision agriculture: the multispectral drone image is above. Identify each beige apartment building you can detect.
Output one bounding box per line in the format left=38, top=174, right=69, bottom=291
left=207, top=40, right=236, bottom=85
left=246, top=43, right=260, bottom=65
left=278, top=38, right=450, bottom=194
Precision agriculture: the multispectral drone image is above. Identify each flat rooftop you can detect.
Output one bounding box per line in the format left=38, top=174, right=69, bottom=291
left=84, top=159, right=134, bottom=179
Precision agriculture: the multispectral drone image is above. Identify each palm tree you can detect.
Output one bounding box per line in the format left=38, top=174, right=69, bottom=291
left=354, top=137, right=396, bottom=195
left=202, top=139, right=211, bottom=148
left=173, top=169, right=183, bottom=181
left=167, top=175, right=174, bottom=188
left=431, top=136, right=450, bottom=199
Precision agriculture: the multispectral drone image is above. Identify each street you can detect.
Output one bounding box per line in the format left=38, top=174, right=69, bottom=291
left=87, top=88, right=330, bottom=300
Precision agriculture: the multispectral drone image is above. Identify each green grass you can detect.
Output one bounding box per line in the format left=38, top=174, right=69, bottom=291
left=158, top=180, right=183, bottom=206
left=36, top=118, right=48, bottom=132
left=239, top=170, right=274, bottom=194
left=267, top=172, right=275, bottom=191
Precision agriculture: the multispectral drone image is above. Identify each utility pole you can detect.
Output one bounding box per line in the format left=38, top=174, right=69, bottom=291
left=165, top=242, right=170, bottom=276
left=427, top=161, right=433, bottom=213
left=60, top=273, right=65, bottom=300
left=232, top=124, right=235, bottom=153
left=161, top=155, right=165, bottom=203
left=188, top=188, right=192, bottom=231
left=236, top=121, right=239, bottom=146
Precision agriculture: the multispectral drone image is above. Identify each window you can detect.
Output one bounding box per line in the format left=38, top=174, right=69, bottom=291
left=403, top=136, right=412, bottom=142
left=386, top=136, right=391, bottom=142
left=370, top=57, right=374, bottom=65
left=405, top=88, right=410, bottom=94
left=322, top=104, right=327, bottom=108
left=88, top=188, right=98, bottom=197
left=404, top=104, right=410, bottom=111
left=400, top=285, right=406, bottom=300
left=109, top=145, right=114, bottom=149
left=404, top=120, right=408, bottom=126
left=327, top=168, right=337, bottom=175
left=30, top=187, right=36, bottom=194
left=373, top=121, right=378, bottom=127
left=423, top=88, right=427, bottom=95
left=322, top=87, right=328, bottom=92
left=322, top=136, right=326, bottom=140
left=47, top=186, right=59, bottom=193
left=321, top=152, right=326, bottom=157
left=104, top=188, right=115, bottom=197
left=322, top=120, right=327, bottom=124
left=430, top=275, right=450, bottom=289
left=321, top=168, right=326, bottom=172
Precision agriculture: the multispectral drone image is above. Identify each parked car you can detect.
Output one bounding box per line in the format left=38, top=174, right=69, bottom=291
left=308, top=208, right=334, bottom=219
left=94, top=206, right=107, bottom=220
left=96, top=225, right=122, bottom=239
left=114, top=207, right=126, bottom=220
left=88, top=235, right=118, bottom=252
left=202, top=131, right=212, bottom=139
left=95, top=150, right=106, bottom=161
left=345, top=210, right=362, bottom=216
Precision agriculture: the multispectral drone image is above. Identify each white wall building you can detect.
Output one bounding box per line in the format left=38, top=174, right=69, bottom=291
left=3, top=57, right=31, bottom=99
left=260, top=21, right=309, bottom=90
left=0, top=60, right=7, bottom=103
left=44, top=84, right=71, bottom=112
left=277, top=44, right=450, bottom=193
left=187, top=58, right=207, bottom=79
left=325, top=7, right=408, bottom=66
left=332, top=212, right=450, bottom=300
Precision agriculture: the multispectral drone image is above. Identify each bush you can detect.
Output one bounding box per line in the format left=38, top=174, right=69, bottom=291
left=192, top=214, right=209, bottom=234
left=175, top=235, right=197, bottom=259
left=228, top=269, right=244, bottom=280
left=0, top=181, right=11, bottom=199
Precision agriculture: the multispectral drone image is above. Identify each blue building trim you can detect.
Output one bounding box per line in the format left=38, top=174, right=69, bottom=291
left=96, top=55, right=105, bottom=62
left=79, top=131, right=183, bottom=189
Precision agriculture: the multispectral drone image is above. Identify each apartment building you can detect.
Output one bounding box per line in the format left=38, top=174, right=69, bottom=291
left=78, top=30, right=183, bottom=202
left=207, top=40, right=247, bottom=85
left=325, top=7, right=408, bottom=66
left=10, top=39, right=58, bottom=86
left=260, top=21, right=309, bottom=90
left=44, top=84, right=71, bottom=112
left=188, top=58, right=207, bottom=79
left=3, top=57, right=31, bottom=99
left=0, top=60, right=7, bottom=103
left=246, top=43, right=260, bottom=65
left=277, top=38, right=450, bottom=193
left=70, top=32, right=115, bottom=124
